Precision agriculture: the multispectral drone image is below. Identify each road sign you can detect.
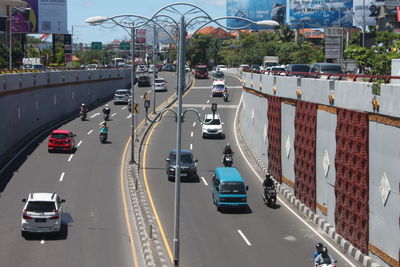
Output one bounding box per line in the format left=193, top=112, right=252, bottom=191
left=91, top=42, right=102, bottom=50
left=120, top=42, right=131, bottom=50
left=134, top=103, right=139, bottom=114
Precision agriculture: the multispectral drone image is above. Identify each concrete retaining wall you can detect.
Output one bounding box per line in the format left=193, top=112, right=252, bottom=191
left=0, top=69, right=131, bottom=167
left=240, top=71, right=400, bottom=267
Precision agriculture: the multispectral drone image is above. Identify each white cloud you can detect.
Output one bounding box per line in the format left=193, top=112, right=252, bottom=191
left=83, top=0, right=96, bottom=7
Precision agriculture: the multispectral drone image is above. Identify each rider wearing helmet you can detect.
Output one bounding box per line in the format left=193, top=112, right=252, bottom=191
left=263, top=172, right=274, bottom=189
left=80, top=103, right=87, bottom=115
left=223, top=143, right=233, bottom=155
left=312, top=243, right=324, bottom=261
left=103, top=104, right=111, bottom=115
left=314, top=247, right=335, bottom=266
left=100, top=122, right=109, bottom=134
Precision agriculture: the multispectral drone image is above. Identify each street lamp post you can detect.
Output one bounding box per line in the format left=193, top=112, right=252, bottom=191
left=130, top=26, right=136, bottom=164
left=87, top=6, right=278, bottom=266
left=152, top=23, right=157, bottom=114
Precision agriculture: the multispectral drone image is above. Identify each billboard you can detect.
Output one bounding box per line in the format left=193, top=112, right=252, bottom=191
left=353, top=0, right=381, bottom=26
left=288, top=0, right=353, bottom=28
left=227, top=0, right=286, bottom=29
left=145, top=26, right=176, bottom=44
left=136, top=29, right=147, bottom=43
left=12, top=0, right=67, bottom=34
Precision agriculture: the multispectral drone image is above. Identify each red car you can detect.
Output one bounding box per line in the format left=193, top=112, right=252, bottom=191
left=194, top=65, right=208, bottom=79
left=48, top=130, right=76, bottom=152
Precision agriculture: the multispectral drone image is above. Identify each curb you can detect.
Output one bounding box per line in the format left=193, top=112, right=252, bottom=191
left=235, top=98, right=382, bottom=267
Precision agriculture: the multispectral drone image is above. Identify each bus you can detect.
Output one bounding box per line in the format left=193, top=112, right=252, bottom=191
left=112, top=58, right=126, bottom=68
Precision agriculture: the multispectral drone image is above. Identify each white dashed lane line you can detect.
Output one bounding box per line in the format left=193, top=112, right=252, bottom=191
left=87, top=130, right=93, bottom=135
left=206, top=100, right=210, bottom=103
left=192, top=122, right=196, bottom=127
left=90, top=113, right=100, bottom=118
left=127, top=114, right=132, bottom=119
left=190, top=132, right=193, bottom=137
left=122, top=106, right=127, bottom=110
left=237, top=230, right=251, bottom=246
left=201, top=176, right=208, bottom=186
left=67, top=155, right=73, bottom=162
left=111, top=113, right=117, bottom=117
left=59, top=172, right=65, bottom=182
left=202, top=106, right=205, bottom=110
left=190, top=144, right=193, bottom=150
left=40, top=239, right=44, bottom=244
left=98, top=121, right=105, bottom=126
left=77, top=140, right=82, bottom=147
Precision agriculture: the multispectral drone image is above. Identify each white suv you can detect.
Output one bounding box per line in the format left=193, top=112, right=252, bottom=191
left=202, top=114, right=224, bottom=138
left=21, top=192, right=65, bottom=237
left=154, top=78, right=167, bottom=91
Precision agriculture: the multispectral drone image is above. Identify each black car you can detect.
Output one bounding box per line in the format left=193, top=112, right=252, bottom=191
left=286, top=64, right=310, bottom=77
left=212, top=70, right=224, bottom=79
left=138, top=75, right=151, bottom=87
left=166, top=150, right=198, bottom=181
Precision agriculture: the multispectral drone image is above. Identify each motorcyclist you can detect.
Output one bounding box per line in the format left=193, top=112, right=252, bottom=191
left=99, top=122, right=109, bottom=139
left=263, top=173, right=275, bottom=189
left=223, top=143, right=233, bottom=155
left=103, top=104, right=111, bottom=115
left=80, top=103, right=87, bottom=115
left=312, top=243, right=324, bottom=262
left=314, top=247, right=335, bottom=266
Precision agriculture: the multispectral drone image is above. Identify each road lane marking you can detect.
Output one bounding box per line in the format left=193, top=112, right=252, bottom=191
left=67, top=155, right=73, bottom=162
left=127, top=114, right=132, bottom=119
left=233, top=94, right=356, bottom=267
left=59, top=172, right=65, bottom=182
left=141, top=79, right=196, bottom=263
left=87, top=130, right=93, bottom=135
left=192, top=122, right=196, bottom=127
left=202, top=106, right=205, bottom=110
left=190, top=131, right=193, bottom=137
left=99, top=121, right=105, bottom=126
left=206, top=100, right=210, bottom=103
left=90, top=112, right=100, bottom=118
left=201, top=177, right=208, bottom=186
left=77, top=140, right=82, bottom=147
left=122, top=106, right=127, bottom=110
left=147, top=90, right=151, bottom=94
left=112, top=113, right=117, bottom=117
left=182, top=104, right=238, bottom=109
left=40, top=239, right=44, bottom=244
left=190, top=143, right=193, bottom=150
left=120, top=137, right=139, bottom=267
left=237, top=230, right=251, bottom=246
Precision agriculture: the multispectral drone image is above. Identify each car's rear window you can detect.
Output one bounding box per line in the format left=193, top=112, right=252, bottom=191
left=116, top=90, right=130, bottom=95
left=52, top=133, right=69, bottom=139
left=26, top=201, right=56, bottom=212
left=220, top=182, right=246, bottom=194
left=155, top=79, right=165, bottom=83
left=196, top=67, right=207, bottom=71
left=291, top=65, right=310, bottom=72
left=320, top=66, right=343, bottom=74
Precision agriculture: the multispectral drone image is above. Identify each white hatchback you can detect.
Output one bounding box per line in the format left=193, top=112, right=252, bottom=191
left=202, top=113, right=224, bottom=138
left=21, top=192, right=65, bottom=237
left=154, top=78, right=167, bottom=91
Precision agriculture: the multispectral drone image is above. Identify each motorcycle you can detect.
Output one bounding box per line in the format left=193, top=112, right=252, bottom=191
left=100, top=133, right=107, bottom=143
left=223, top=92, right=229, bottom=102
left=104, top=113, right=110, bottom=121
left=80, top=111, right=87, bottom=121
left=262, top=186, right=277, bottom=206
left=222, top=153, right=233, bottom=167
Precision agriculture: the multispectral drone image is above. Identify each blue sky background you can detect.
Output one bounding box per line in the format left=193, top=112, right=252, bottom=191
left=67, top=0, right=226, bottom=44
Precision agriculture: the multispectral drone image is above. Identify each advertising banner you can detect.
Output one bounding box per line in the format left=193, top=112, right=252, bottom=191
left=352, top=0, right=380, bottom=26
left=145, top=26, right=175, bottom=44
left=12, top=0, right=67, bottom=34
left=227, top=0, right=286, bottom=29
left=136, top=29, right=147, bottom=43
left=289, top=0, right=353, bottom=28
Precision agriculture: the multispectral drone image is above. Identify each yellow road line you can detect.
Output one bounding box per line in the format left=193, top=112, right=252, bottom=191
left=120, top=135, right=139, bottom=267
left=141, top=80, right=196, bottom=263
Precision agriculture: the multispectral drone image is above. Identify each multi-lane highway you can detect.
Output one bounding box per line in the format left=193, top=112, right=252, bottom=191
left=0, top=73, right=178, bottom=267
left=142, top=74, right=362, bottom=267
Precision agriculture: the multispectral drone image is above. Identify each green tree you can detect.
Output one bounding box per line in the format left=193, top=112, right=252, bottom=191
left=276, top=24, right=295, bottom=43
left=186, top=33, right=214, bottom=66
left=0, top=42, right=9, bottom=68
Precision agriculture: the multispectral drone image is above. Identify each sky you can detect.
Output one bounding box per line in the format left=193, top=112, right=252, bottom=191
left=67, top=0, right=227, bottom=44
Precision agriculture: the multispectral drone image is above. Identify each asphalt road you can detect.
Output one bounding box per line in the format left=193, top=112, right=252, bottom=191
left=142, top=74, right=362, bottom=267
left=0, top=72, right=179, bottom=267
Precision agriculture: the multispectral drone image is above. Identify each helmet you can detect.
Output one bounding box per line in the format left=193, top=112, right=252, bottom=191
left=105, top=104, right=109, bottom=108
left=81, top=103, right=85, bottom=106
left=226, top=143, right=231, bottom=149
left=321, top=247, right=328, bottom=254
left=266, top=172, right=271, bottom=178
left=316, top=243, right=323, bottom=250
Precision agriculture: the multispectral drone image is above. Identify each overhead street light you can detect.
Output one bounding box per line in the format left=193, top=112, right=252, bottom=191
left=87, top=4, right=278, bottom=266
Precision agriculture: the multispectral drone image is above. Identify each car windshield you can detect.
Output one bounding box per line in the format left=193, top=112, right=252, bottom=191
left=26, top=201, right=56, bottom=212
left=171, top=154, right=194, bottom=164
left=220, top=182, right=246, bottom=194
left=205, top=118, right=221, bottom=125
left=116, top=90, right=129, bottom=95
left=291, top=65, right=310, bottom=72
left=272, top=67, right=286, bottom=71
left=213, top=84, right=225, bottom=90
left=196, top=67, right=207, bottom=71
left=52, top=133, right=69, bottom=139
left=251, top=65, right=260, bottom=69
left=320, top=66, right=343, bottom=74
left=155, top=79, right=165, bottom=83
left=218, top=65, right=226, bottom=69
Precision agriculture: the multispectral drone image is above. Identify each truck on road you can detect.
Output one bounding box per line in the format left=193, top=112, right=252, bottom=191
left=262, top=56, right=279, bottom=69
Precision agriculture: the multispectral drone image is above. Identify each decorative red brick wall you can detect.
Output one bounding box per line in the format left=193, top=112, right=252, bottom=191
left=335, top=108, right=369, bottom=254
left=294, top=101, right=317, bottom=212
left=267, top=95, right=282, bottom=183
